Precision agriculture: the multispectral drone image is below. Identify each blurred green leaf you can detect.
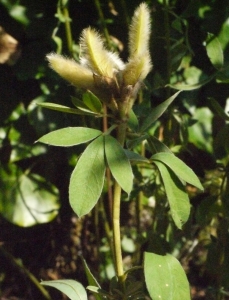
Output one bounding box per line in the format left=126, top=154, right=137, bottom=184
left=144, top=252, right=191, bottom=300
left=69, top=136, right=105, bottom=217
left=37, top=127, right=102, bottom=147
left=0, top=165, right=60, bottom=227
left=188, top=107, right=213, bottom=153
left=41, top=280, right=87, bottom=300
left=168, top=73, right=217, bottom=90
left=206, top=33, right=224, bottom=70
left=208, top=97, right=229, bottom=120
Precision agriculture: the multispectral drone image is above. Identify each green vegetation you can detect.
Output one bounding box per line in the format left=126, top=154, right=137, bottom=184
left=1, top=0, right=229, bottom=299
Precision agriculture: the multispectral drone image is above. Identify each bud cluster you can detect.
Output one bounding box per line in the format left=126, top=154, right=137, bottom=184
left=47, top=3, right=152, bottom=119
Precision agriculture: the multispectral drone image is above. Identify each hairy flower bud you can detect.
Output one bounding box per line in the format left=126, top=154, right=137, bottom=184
left=80, top=28, right=124, bottom=78
left=122, top=52, right=152, bottom=86
left=47, top=53, right=95, bottom=90
left=128, top=3, right=151, bottom=59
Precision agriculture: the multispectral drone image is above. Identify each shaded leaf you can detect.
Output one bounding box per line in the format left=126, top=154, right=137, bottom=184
left=208, top=97, right=229, bottom=121
left=127, top=134, right=148, bottom=149
left=144, top=252, right=191, bottom=300
left=105, top=135, right=133, bottom=195
left=83, top=90, right=102, bottom=113
left=154, top=161, right=190, bottom=228
left=69, top=135, right=106, bottom=217
left=152, top=152, right=203, bottom=190
left=147, top=136, right=172, bottom=154
left=41, top=280, right=87, bottom=300
left=37, top=127, right=102, bottom=147
left=141, top=91, right=181, bottom=132
left=124, top=149, right=149, bottom=163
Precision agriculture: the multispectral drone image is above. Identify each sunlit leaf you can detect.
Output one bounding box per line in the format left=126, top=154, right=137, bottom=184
left=144, top=252, right=191, bottom=300
left=69, top=135, right=106, bottom=217
left=83, top=91, right=102, bottom=113
left=206, top=33, right=224, bottom=70
left=154, top=161, right=190, bottom=228
left=0, top=165, right=60, bottom=227
left=37, top=127, right=102, bottom=147
left=140, top=91, right=181, bottom=132
left=105, top=135, right=133, bottom=195
left=152, top=152, right=203, bottom=190
left=41, top=280, right=87, bottom=300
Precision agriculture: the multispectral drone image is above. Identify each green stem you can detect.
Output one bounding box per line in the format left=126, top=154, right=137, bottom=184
left=163, top=0, right=171, bottom=97
left=62, top=2, right=73, bottom=56
left=93, top=0, right=112, bottom=48
left=112, top=121, right=127, bottom=286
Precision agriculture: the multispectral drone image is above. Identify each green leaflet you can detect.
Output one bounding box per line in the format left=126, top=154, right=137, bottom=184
left=82, top=90, right=103, bottom=113
left=105, top=135, right=133, bottom=195
left=144, top=252, right=191, bottom=300
left=69, top=135, right=106, bottom=217
left=41, top=280, right=87, bottom=300
left=37, top=102, right=97, bottom=116
left=37, top=127, right=102, bottom=147
left=154, top=161, right=190, bottom=229
left=151, top=152, right=203, bottom=190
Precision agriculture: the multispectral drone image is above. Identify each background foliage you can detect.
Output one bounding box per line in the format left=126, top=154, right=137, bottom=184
left=1, top=0, right=229, bottom=299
